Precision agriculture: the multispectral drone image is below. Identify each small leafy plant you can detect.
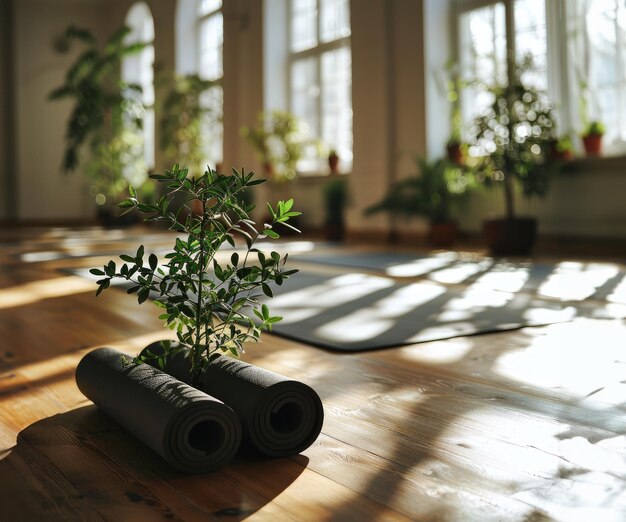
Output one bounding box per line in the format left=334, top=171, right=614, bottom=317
left=90, top=165, right=301, bottom=385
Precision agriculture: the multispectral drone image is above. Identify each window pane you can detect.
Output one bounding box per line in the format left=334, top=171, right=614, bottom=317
left=320, top=0, right=350, bottom=43
left=199, top=0, right=221, bottom=16
left=321, top=46, right=352, bottom=163
left=515, top=0, right=548, bottom=91
left=199, top=12, right=223, bottom=81
left=291, top=0, right=318, bottom=52
left=459, top=3, right=506, bottom=132
left=291, top=57, right=320, bottom=170
left=586, top=0, right=623, bottom=143
left=200, top=85, right=223, bottom=165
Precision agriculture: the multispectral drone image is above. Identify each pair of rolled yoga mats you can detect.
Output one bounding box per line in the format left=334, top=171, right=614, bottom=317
left=75, top=343, right=324, bottom=474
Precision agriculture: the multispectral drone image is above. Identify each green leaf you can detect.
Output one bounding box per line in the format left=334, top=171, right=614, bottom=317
left=262, top=283, right=273, bottom=297
left=149, top=253, right=158, bottom=270
left=138, top=287, right=150, bottom=304
left=89, top=268, right=104, bottom=276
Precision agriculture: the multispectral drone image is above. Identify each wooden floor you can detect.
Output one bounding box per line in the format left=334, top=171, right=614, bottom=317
left=1, top=226, right=626, bottom=521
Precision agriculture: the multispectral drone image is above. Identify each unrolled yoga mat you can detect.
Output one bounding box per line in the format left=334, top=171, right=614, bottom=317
left=141, top=341, right=324, bottom=457
left=256, top=270, right=581, bottom=351
left=76, top=347, right=242, bottom=473
left=297, top=252, right=626, bottom=303
left=68, top=267, right=583, bottom=351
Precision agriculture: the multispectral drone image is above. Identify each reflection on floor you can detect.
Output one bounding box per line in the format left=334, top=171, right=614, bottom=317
left=0, top=226, right=625, bottom=521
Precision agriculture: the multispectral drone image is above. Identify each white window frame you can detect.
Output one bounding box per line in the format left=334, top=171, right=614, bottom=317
left=288, top=0, right=352, bottom=174
left=197, top=0, right=224, bottom=166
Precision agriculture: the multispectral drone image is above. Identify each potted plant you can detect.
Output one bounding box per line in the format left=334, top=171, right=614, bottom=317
left=323, top=177, right=348, bottom=241
left=581, top=121, right=605, bottom=157
left=328, top=149, right=340, bottom=175
left=469, top=70, right=559, bottom=256
left=241, top=110, right=303, bottom=183
left=90, top=164, right=301, bottom=386
left=160, top=74, right=220, bottom=178
left=437, top=61, right=467, bottom=164
left=365, top=157, right=474, bottom=248
left=49, top=25, right=151, bottom=221
left=549, top=134, right=574, bottom=162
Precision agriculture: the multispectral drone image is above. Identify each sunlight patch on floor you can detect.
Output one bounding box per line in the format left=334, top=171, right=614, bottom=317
left=271, top=273, right=395, bottom=325
left=494, top=319, right=626, bottom=397
left=538, top=261, right=620, bottom=301
left=314, top=282, right=446, bottom=342
left=385, top=252, right=457, bottom=277
left=0, top=276, right=96, bottom=309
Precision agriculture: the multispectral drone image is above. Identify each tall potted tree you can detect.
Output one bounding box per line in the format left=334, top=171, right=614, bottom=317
left=49, top=25, right=151, bottom=221
left=469, top=71, right=559, bottom=256
left=365, top=157, right=475, bottom=248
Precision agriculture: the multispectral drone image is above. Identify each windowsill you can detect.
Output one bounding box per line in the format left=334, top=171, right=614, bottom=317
left=560, top=153, right=626, bottom=175
left=296, top=171, right=351, bottom=183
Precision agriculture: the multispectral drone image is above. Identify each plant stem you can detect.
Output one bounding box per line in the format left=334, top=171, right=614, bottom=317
left=192, top=197, right=207, bottom=387
left=504, top=156, right=515, bottom=220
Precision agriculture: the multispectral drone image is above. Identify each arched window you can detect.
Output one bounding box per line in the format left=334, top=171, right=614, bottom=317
left=176, top=0, right=224, bottom=167
left=122, top=1, right=155, bottom=169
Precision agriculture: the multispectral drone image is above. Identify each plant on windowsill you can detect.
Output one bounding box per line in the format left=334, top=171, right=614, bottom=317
left=549, top=134, right=574, bottom=162
left=328, top=149, right=340, bottom=175
left=240, top=110, right=304, bottom=184
left=437, top=60, right=468, bottom=165
left=90, top=164, right=301, bottom=386
left=581, top=121, right=605, bottom=158
left=365, top=157, right=475, bottom=248
left=469, top=63, right=559, bottom=256
left=49, top=25, right=152, bottom=223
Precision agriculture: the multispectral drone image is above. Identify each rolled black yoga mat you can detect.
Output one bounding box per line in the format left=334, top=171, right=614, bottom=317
left=142, top=341, right=324, bottom=457
left=75, top=347, right=242, bottom=473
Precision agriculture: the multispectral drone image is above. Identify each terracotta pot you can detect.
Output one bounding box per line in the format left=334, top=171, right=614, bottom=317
left=328, top=154, right=339, bottom=175
left=582, top=134, right=603, bottom=157
left=428, top=221, right=458, bottom=248
left=446, top=143, right=464, bottom=165
left=549, top=141, right=573, bottom=162
left=483, top=217, right=537, bottom=256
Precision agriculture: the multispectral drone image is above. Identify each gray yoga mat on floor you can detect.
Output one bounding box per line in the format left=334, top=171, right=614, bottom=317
left=297, top=252, right=626, bottom=303
left=141, top=342, right=324, bottom=457
left=68, top=267, right=582, bottom=351
left=258, top=270, right=580, bottom=351
left=75, top=347, right=242, bottom=473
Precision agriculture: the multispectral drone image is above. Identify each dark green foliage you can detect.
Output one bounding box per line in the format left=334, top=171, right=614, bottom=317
left=365, top=157, right=474, bottom=223
left=49, top=25, right=150, bottom=207
left=91, top=165, right=301, bottom=384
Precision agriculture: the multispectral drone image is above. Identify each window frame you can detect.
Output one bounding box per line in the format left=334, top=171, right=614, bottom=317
left=196, top=0, right=224, bottom=165
left=453, top=0, right=626, bottom=156
left=287, top=0, right=352, bottom=175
